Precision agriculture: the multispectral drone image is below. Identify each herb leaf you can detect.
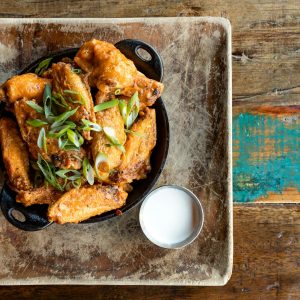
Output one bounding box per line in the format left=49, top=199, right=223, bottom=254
left=83, top=158, right=94, bottom=185
left=26, top=101, right=44, bottom=114
left=26, top=119, right=48, bottom=127
left=35, top=57, right=52, bottom=75
left=94, top=99, right=119, bottom=112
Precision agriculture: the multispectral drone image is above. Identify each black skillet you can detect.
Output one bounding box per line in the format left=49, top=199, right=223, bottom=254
left=0, top=39, right=169, bottom=231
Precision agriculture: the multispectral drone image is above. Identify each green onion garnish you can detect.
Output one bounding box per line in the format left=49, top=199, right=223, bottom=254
left=43, top=83, right=52, bottom=119
left=26, top=119, right=48, bottom=127
left=55, top=169, right=81, bottom=181
left=35, top=57, right=52, bottom=76
left=51, top=94, right=69, bottom=109
left=103, top=126, right=125, bottom=153
left=37, top=154, right=63, bottom=191
left=94, top=99, right=119, bottom=112
left=124, top=129, right=146, bottom=138
left=115, top=88, right=121, bottom=95
left=82, top=158, right=94, bottom=185
left=48, top=122, right=76, bottom=138
left=67, top=129, right=80, bottom=147
left=125, top=92, right=140, bottom=129
left=50, top=107, right=78, bottom=129
left=119, top=100, right=127, bottom=121
left=26, top=101, right=44, bottom=114
left=81, top=119, right=101, bottom=132
left=94, top=153, right=109, bottom=179
left=72, top=68, right=82, bottom=74
left=64, top=90, right=86, bottom=106
left=37, top=128, right=47, bottom=152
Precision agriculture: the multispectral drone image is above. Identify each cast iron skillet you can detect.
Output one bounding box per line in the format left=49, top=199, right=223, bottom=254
left=0, top=39, right=169, bottom=231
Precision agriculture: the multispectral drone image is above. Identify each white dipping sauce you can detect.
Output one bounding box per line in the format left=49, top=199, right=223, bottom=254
left=140, top=186, right=203, bottom=248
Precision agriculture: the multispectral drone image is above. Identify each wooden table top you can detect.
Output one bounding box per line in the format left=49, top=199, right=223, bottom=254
left=0, top=0, right=299, bottom=299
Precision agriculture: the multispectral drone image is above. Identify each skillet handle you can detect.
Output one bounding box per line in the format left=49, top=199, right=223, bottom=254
left=115, top=39, right=164, bottom=82
left=0, top=185, right=52, bottom=231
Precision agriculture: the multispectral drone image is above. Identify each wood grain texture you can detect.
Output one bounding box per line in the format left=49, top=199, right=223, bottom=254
left=0, top=205, right=299, bottom=299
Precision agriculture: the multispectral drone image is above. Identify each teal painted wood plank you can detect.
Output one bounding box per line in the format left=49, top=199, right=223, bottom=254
left=233, top=112, right=300, bottom=202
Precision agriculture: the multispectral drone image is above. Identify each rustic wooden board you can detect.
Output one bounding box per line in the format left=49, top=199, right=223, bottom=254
left=0, top=204, right=300, bottom=299
left=0, top=18, right=232, bottom=285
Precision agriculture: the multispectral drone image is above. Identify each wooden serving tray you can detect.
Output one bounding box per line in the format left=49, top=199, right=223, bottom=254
left=0, top=17, right=232, bottom=286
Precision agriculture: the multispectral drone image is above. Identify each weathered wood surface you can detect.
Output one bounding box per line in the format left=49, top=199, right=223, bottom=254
left=0, top=205, right=299, bottom=299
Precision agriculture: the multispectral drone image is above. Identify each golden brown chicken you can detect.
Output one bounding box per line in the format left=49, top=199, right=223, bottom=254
left=74, top=39, right=164, bottom=106
left=17, top=186, right=63, bottom=207
left=51, top=62, right=96, bottom=140
left=91, top=104, right=126, bottom=174
left=0, top=117, right=32, bottom=191
left=114, top=108, right=156, bottom=183
left=3, top=73, right=51, bottom=104
left=14, top=99, right=85, bottom=169
left=48, top=185, right=128, bottom=224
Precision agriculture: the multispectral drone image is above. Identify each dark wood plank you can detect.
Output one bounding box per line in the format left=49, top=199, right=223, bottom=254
left=0, top=204, right=299, bottom=299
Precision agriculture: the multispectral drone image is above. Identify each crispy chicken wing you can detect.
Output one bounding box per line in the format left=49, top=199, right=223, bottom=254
left=48, top=185, right=127, bottom=224
left=74, top=39, right=164, bottom=106
left=14, top=99, right=85, bottom=169
left=51, top=62, right=96, bottom=140
left=114, top=108, right=156, bottom=183
left=3, top=73, right=51, bottom=104
left=0, top=117, right=32, bottom=190
left=17, top=186, right=63, bottom=206
left=91, top=104, right=126, bottom=173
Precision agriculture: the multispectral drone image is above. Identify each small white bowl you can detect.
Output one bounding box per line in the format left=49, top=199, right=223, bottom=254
left=139, top=185, right=204, bottom=249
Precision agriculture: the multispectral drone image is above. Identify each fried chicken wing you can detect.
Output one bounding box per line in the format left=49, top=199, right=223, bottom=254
left=91, top=104, right=126, bottom=172
left=0, top=117, right=32, bottom=190
left=16, top=186, right=63, bottom=207
left=114, top=108, right=156, bottom=183
left=48, top=185, right=127, bottom=224
left=14, top=99, right=85, bottom=169
left=74, top=39, right=164, bottom=106
left=51, top=62, right=96, bottom=140
left=4, top=73, right=51, bottom=104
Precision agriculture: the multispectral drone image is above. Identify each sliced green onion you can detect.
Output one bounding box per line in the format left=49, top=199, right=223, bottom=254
left=26, top=119, right=48, bottom=127
left=94, top=99, right=119, bottom=112
left=103, top=126, right=125, bottom=153
left=35, top=57, right=52, bottom=75
left=51, top=94, right=69, bottom=109
left=37, top=127, right=47, bottom=152
left=94, top=153, right=109, bottom=178
left=67, top=129, right=80, bottom=147
left=43, top=83, right=52, bottom=119
left=64, top=90, right=86, bottom=106
left=48, top=122, right=76, bottom=138
left=26, top=101, right=44, bottom=114
left=83, top=158, right=94, bottom=185
left=76, top=131, right=84, bottom=146
left=55, top=169, right=81, bottom=180
left=81, top=119, right=101, bottom=132
left=115, top=88, right=121, bottom=95
left=124, top=129, right=146, bottom=138
left=119, top=100, right=127, bottom=122
left=37, top=154, right=63, bottom=191
left=50, top=107, right=78, bottom=129
left=125, top=92, right=140, bottom=129
left=72, top=68, right=82, bottom=74
left=58, top=136, right=68, bottom=149
left=72, top=178, right=81, bottom=188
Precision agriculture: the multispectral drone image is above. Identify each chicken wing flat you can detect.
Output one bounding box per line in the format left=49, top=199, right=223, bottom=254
left=92, top=105, right=126, bottom=172
left=51, top=62, right=96, bottom=140
left=48, top=185, right=128, bottom=224
left=74, top=39, right=164, bottom=106
left=0, top=117, right=32, bottom=191
left=114, top=108, right=156, bottom=183
left=14, top=99, right=85, bottom=169
left=17, top=186, right=63, bottom=207
left=3, top=73, right=51, bottom=104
